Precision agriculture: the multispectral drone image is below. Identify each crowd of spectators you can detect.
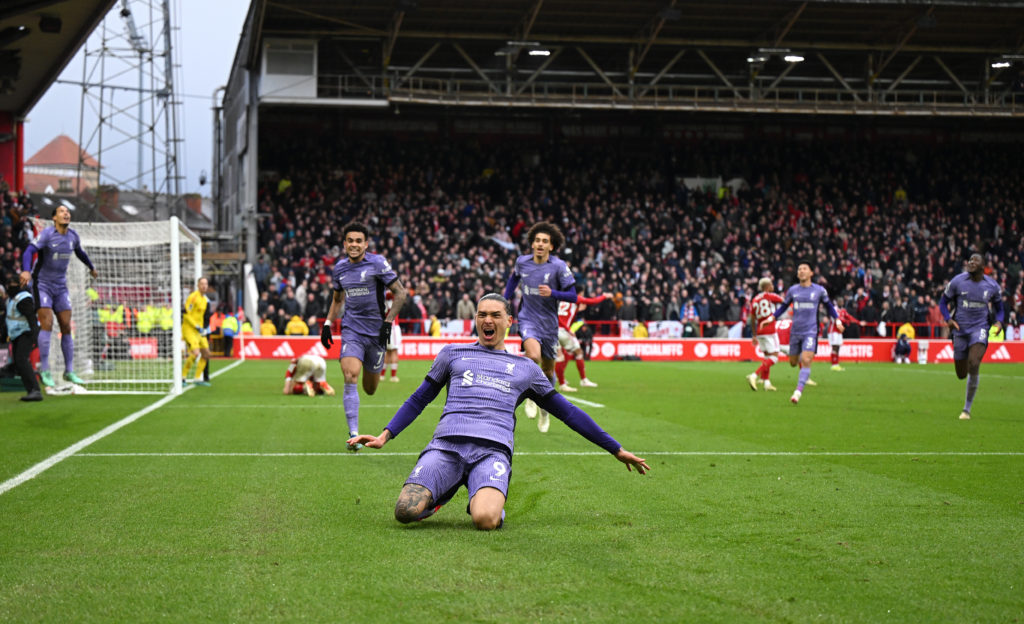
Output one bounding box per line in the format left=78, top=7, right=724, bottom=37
left=3, top=135, right=1022, bottom=341
left=0, top=182, right=38, bottom=288
left=250, top=133, right=1024, bottom=339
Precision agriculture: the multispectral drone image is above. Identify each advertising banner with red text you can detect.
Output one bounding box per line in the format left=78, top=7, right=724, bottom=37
left=235, top=336, right=1024, bottom=363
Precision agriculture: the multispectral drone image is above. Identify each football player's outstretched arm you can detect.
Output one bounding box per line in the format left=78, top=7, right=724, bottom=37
left=536, top=391, right=650, bottom=475
left=350, top=378, right=445, bottom=449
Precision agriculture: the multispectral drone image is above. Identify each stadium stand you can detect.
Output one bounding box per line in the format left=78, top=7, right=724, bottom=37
left=238, top=129, right=1023, bottom=339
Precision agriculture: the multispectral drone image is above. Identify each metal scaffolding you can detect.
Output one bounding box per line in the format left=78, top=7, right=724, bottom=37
left=70, top=0, right=183, bottom=217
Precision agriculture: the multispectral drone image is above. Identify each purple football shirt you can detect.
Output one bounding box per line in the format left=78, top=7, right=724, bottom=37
left=425, top=343, right=553, bottom=453
left=24, top=226, right=90, bottom=286
left=943, top=272, right=1002, bottom=334
left=512, top=254, right=574, bottom=336
left=331, top=252, right=398, bottom=336
left=774, top=283, right=836, bottom=335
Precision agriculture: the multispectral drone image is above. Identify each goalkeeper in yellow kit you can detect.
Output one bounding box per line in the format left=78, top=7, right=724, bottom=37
left=182, top=277, right=212, bottom=386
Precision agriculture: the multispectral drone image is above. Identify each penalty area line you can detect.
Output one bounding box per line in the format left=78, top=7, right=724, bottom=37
left=0, top=359, right=245, bottom=497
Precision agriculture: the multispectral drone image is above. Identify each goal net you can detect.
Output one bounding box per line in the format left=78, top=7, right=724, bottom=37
left=31, top=217, right=201, bottom=395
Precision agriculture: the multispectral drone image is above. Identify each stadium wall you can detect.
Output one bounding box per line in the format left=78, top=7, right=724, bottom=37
left=236, top=336, right=1024, bottom=364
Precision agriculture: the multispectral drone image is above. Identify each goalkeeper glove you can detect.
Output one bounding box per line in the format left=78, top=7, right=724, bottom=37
left=378, top=322, right=392, bottom=349
left=320, top=323, right=333, bottom=348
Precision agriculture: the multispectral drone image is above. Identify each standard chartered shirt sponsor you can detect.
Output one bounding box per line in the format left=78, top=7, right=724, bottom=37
left=346, top=286, right=371, bottom=297
left=474, top=372, right=513, bottom=393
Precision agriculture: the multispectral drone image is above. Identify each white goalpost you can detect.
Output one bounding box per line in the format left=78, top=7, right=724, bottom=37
left=32, top=216, right=202, bottom=395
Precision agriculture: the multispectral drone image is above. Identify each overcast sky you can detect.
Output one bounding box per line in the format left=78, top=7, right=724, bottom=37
left=24, top=0, right=251, bottom=197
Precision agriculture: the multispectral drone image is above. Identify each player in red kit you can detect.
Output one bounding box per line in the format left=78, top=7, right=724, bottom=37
left=554, top=292, right=610, bottom=392
left=747, top=277, right=783, bottom=391
left=283, top=355, right=336, bottom=396
left=827, top=298, right=862, bottom=371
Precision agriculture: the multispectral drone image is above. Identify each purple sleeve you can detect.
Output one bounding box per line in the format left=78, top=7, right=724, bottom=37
left=993, top=296, right=1005, bottom=324
left=377, top=254, right=398, bottom=287
left=535, top=392, right=621, bottom=454
left=503, top=271, right=520, bottom=301
left=22, top=243, right=38, bottom=272
left=820, top=287, right=839, bottom=319
left=425, top=344, right=453, bottom=383
left=549, top=284, right=577, bottom=302
left=74, top=238, right=95, bottom=271
left=384, top=378, right=444, bottom=439
left=938, top=293, right=952, bottom=320
left=773, top=290, right=793, bottom=319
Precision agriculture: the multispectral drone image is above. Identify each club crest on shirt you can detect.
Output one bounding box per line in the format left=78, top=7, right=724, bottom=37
left=543, top=272, right=550, bottom=283
left=505, top=362, right=515, bottom=375
left=360, top=269, right=369, bottom=282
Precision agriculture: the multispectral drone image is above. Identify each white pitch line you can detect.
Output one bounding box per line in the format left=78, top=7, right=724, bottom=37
left=0, top=359, right=245, bottom=497
left=565, top=396, right=605, bottom=408
left=890, top=368, right=1024, bottom=380
left=72, top=450, right=1024, bottom=458
left=161, top=404, right=427, bottom=410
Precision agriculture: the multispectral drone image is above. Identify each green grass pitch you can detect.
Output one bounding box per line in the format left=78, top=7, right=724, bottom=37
left=1, top=358, right=1022, bottom=623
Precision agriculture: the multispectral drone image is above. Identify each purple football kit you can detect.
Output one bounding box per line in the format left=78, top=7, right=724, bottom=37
left=330, top=252, right=398, bottom=373
left=23, top=226, right=94, bottom=312
left=384, top=343, right=620, bottom=507
left=22, top=225, right=95, bottom=378
left=939, top=272, right=1004, bottom=359
left=773, top=283, right=838, bottom=355
left=505, top=253, right=575, bottom=360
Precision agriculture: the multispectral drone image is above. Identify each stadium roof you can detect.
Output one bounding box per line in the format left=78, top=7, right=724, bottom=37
left=0, top=0, right=116, bottom=119
left=240, top=0, right=1024, bottom=115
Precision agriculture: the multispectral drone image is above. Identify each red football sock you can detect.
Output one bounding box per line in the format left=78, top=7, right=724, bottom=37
left=575, top=357, right=586, bottom=379
left=555, top=359, right=568, bottom=385
left=831, top=353, right=839, bottom=365
left=391, top=365, right=398, bottom=378
left=761, top=359, right=775, bottom=379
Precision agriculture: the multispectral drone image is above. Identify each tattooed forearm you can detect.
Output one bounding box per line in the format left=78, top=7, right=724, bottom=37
left=394, top=484, right=434, bottom=523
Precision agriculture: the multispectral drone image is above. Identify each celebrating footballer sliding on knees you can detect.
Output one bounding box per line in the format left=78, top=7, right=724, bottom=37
left=348, top=293, right=649, bottom=531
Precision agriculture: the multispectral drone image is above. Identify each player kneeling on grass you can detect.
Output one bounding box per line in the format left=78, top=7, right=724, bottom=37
left=348, top=293, right=649, bottom=531
left=283, top=354, right=335, bottom=397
